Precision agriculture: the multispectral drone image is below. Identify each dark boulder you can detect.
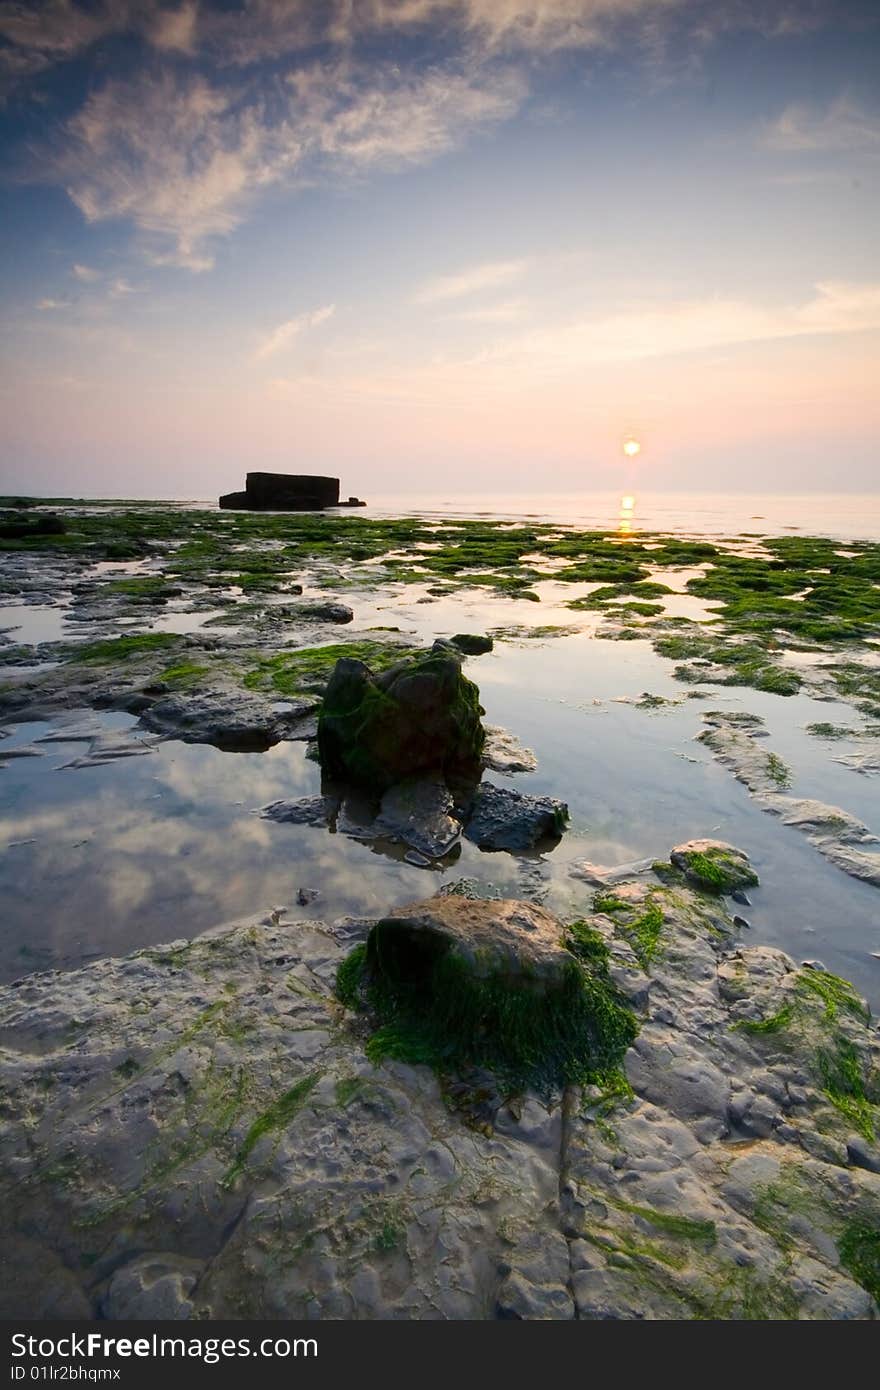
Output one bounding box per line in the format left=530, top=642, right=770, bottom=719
left=317, top=650, right=485, bottom=792
left=463, top=782, right=568, bottom=853
left=450, top=633, right=494, bottom=655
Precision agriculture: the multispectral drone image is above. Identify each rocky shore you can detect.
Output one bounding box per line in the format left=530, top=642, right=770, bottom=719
left=2, top=502, right=879, bottom=1320
left=1, top=843, right=877, bottom=1320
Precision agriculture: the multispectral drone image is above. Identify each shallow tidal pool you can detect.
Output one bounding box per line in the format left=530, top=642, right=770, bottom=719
left=1, top=611, right=878, bottom=1006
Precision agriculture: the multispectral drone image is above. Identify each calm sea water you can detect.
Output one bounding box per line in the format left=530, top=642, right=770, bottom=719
left=363, top=492, right=880, bottom=542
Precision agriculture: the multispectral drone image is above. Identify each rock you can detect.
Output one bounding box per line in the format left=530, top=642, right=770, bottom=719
left=0, top=1236, right=91, bottom=1318
left=464, top=782, right=568, bottom=853
left=262, top=795, right=335, bottom=826
left=374, top=777, right=463, bottom=859
left=287, top=601, right=353, bottom=624
left=103, top=1254, right=203, bottom=1320
left=762, top=796, right=880, bottom=887
left=699, top=716, right=880, bottom=887
left=2, top=847, right=879, bottom=1321
left=450, top=633, right=494, bottom=655
left=144, top=686, right=318, bottom=751
left=369, top=895, right=575, bottom=992
left=669, top=840, right=759, bottom=895
left=482, top=724, right=538, bottom=774
left=318, top=650, right=485, bottom=792
left=846, top=1136, right=880, bottom=1173
left=219, top=472, right=342, bottom=511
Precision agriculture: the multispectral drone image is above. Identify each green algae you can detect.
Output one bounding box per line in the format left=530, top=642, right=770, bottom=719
left=72, top=632, right=181, bottom=664
left=766, top=751, right=793, bottom=789
left=565, top=920, right=612, bottom=969
left=621, top=899, right=664, bottom=968
left=335, top=926, right=637, bottom=1099
left=838, top=1221, right=880, bottom=1304
left=816, top=1038, right=878, bottom=1141
left=589, top=894, right=628, bottom=916
left=223, top=1071, right=322, bottom=1186
left=158, top=661, right=210, bottom=686
left=675, top=847, right=759, bottom=895
left=732, top=1004, right=795, bottom=1035
left=611, top=1200, right=717, bottom=1247
left=796, top=968, right=871, bottom=1024
left=243, top=640, right=417, bottom=698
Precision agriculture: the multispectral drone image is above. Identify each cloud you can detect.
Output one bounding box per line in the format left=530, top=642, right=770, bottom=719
left=0, top=2, right=205, bottom=94
left=414, top=258, right=528, bottom=303
left=462, top=280, right=880, bottom=373
left=763, top=98, right=880, bottom=154
left=254, top=304, right=336, bottom=361
left=57, top=72, right=274, bottom=272
left=48, top=60, right=523, bottom=270
left=71, top=262, right=101, bottom=282
left=149, top=1, right=199, bottom=54
left=269, top=281, right=880, bottom=404
left=444, top=298, right=530, bottom=323
left=36, top=296, right=71, bottom=310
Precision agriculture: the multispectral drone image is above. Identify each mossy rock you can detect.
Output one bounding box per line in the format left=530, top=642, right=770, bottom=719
left=338, top=896, right=637, bottom=1095
left=317, top=651, right=485, bottom=792
left=669, top=840, right=759, bottom=895
left=449, top=633, right=494, bottom=655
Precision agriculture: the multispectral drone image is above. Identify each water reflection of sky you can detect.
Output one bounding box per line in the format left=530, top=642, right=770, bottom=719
left=1, top=619, right=879, bottom=1006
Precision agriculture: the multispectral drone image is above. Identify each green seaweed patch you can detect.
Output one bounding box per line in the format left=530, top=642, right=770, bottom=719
left=766, top=751, right=793, bottom=789
left=565, top=920, right=611, bottom=969
left=243, top=641, right=418, bottom=697
left=796, top=968, right=871, bottom=1024
left=805, top=722, right=869, bottom=739
left=619, top=899, right=664, bottom=969
left=677, top=847, right=759, bottom=895
left=335, top=927, right=637, bottom=1099
left=158, top=661, right=211, bottom=686
left=838, top=1221, right=880, bottom=1304
left=489, top=624, right=579, bottom=641
left=106, top=576, right=179, bottom=598
left=651, top=860, right=685, bottom=886
left=612, top=1199, right=717, bottom=1247
left=335, top=1075, right=368, bottom=1107
left=732, top=1003, right=795, bottom=1036
left=223, top=1071, right=322, bottom=1186
left=71, top=632, right=181, bottom=664
left=816, top=1038, right=878, bottom=1141
left=700, top=1265, right=801, bottom=1321
left=591, top=895, right=628, bottom=916
left=336, top=944, right=368, bottom=1010
left=655, top=631, right=802, bottom=697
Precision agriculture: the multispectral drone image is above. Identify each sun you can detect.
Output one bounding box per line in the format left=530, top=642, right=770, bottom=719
left=622, top=438, right=641, bottom=458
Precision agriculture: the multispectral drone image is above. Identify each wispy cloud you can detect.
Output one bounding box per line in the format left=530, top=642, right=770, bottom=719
left=763, top=97, right=880, bottom=154
left=443, top=298, right=530, bottom=323
left=462, top=280, right=880, bottom=374
left=254, top=304, right=336, bottom=361
left=37, top=297, right=71, bottom=311
left=414, top=259, right=528, bottom=304
left=72, top=262, right=101, bottom=282
left=48, top=61, right=523, bottom=270
left=149, top=1, right=198, bottom=54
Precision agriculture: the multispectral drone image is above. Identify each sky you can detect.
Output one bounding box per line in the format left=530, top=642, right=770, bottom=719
left=0, top=0, right=878, bottom=499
